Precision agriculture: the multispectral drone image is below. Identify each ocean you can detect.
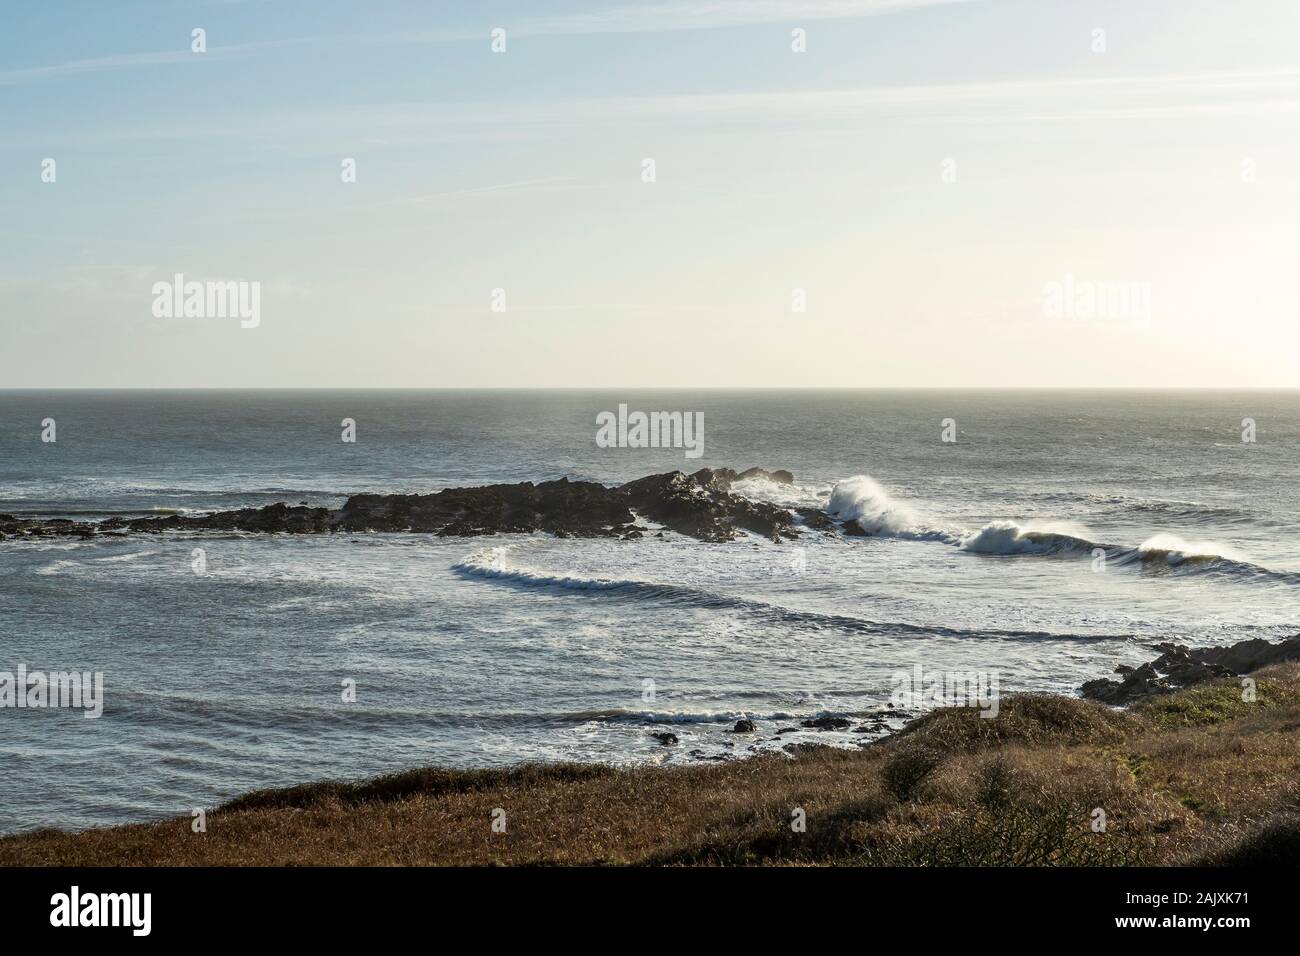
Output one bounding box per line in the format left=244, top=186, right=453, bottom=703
left=2, top=389, right=1298, bottom=834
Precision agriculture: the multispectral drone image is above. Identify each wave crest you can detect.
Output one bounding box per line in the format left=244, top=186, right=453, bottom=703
left=960, top=520, right=1095, bottom=556
left=827, top=476, right=922, bottom=536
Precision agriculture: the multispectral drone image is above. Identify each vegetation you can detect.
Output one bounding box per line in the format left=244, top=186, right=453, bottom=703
left=4, top=664, right=1300, bottom=866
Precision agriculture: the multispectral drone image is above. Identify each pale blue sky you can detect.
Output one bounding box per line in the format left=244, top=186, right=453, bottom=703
left=4, top=0, right=1300, bottom=386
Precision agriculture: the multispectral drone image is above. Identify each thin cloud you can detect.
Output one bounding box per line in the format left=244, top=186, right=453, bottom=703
left=0, top=0, right=976, bottom=86
left=494, top=0, right=979, bottom=36
left=0, top=35, right=322, bottom=86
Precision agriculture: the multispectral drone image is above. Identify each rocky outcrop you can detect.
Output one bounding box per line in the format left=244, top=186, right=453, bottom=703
left=0, top=467, right=801, bottom=545
left=1080, top=636, right=1300, bottom=705
left=619, top=470, right=797, bottom=542
left=338, top=478, right=633, bottom=536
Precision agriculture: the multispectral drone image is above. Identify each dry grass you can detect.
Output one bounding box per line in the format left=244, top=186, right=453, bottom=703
left=5, top=666, right=1300, bottom=866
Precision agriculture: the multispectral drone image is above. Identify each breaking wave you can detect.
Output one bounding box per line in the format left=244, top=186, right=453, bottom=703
left=815, top=474, right=1290, bottom=583
left=453, top=545, right=1132, bottom=644
left=960, top=520, right=1097, bottom=556
left=956, top=519, right=1295, bottom=583
left=825, top=476, right=954, bottom=542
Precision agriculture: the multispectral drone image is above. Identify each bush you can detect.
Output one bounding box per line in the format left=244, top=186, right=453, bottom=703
left=975, top=756, right=1016, bottom=811
left=881, top=743, right=943, bottom=802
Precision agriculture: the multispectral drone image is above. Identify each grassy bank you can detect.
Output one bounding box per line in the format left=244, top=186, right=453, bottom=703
left=5, top=663, right=1300, bottom=866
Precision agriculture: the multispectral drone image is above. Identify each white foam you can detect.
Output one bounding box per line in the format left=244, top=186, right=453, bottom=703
left=730, top=476, right=828, bottom=510
left=826, top=475, right=920, bottom=535
left=960, top=520, right=1094, bottom=555
left=1138, top=533, right=1246, bottom=563
left=454, top=544, right=635, bottom=591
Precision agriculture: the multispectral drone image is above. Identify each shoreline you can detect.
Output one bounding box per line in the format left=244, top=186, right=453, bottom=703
left=5, top=643, right=1299, bottom=866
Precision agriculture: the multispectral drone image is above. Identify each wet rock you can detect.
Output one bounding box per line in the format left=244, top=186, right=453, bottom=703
left=796, top=508, right=837, bottom=533
left=732, top=719, right=756, bottom=733
left=801, top=716, right=852, bottom=731
left=650, top=732, right=678, bottom=746
left=620, top=470, right=798, bottom=542
left=0, top=467, right=807, bottom=545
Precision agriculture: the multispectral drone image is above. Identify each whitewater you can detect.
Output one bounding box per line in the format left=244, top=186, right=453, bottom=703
left=2, top=388, right=1298, bottom=833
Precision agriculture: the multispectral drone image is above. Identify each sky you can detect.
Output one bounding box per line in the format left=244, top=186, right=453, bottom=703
left=3, top=0, right=1300, bottom=388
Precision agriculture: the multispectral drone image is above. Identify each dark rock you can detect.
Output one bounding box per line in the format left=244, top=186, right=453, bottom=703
left=0, top=467, right=806, bottom=545
left=783, top=742, right=827, bottom=756
left=775, top=726, right=800, bottom=734
left=841, top=520, right=869, bottom=537
left=732, top=719, right=756, bottom=733
left=734, top=467, right=794, bottom=485
left=650, top=732, right=678, bottom=746
left=796, top=508, right=837, bottom=533
left=801, top=716, right=852, bottom=730
left=341, top=477, right=633, bottom=537
left=619, top=470, right=798, bottom=542
left=1194, top=636, right=1300, bottom=674
left=1080, top=636, right=1300, bottom=706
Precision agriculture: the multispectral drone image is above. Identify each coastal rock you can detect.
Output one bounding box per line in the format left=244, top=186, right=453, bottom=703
left=732, top=719, right=756, bottom=733
left=796, top=508, right=837, bottom=534
left=650, top=732, right=679, bottom=746
left=1194, top=636, right=1300, bottom=674
left=1080, top=636, right=1300, bottom=705
left=801, top=716, right=852, bottom=731
left=618, top=470, right=798, bottom=542
left=339, top=478, right=633, bottom=537
left=0, top=467, right=802, bottom=545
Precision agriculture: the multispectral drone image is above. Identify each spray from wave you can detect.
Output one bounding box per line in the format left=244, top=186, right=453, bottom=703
left=818, top=474, right=1284, bottom=581
left=827, top=476, right=920, bottom=535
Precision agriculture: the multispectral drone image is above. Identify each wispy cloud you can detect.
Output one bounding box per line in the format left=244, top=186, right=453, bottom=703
left=322, top=66, right=1300, bottom=132
left=14, top=65, right=1300, bottom=151
left=0, top=35, right=320, bottom=86
left=491, top=0, right=979, bottom=36
left=0, top=0, right=975, bottom=86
